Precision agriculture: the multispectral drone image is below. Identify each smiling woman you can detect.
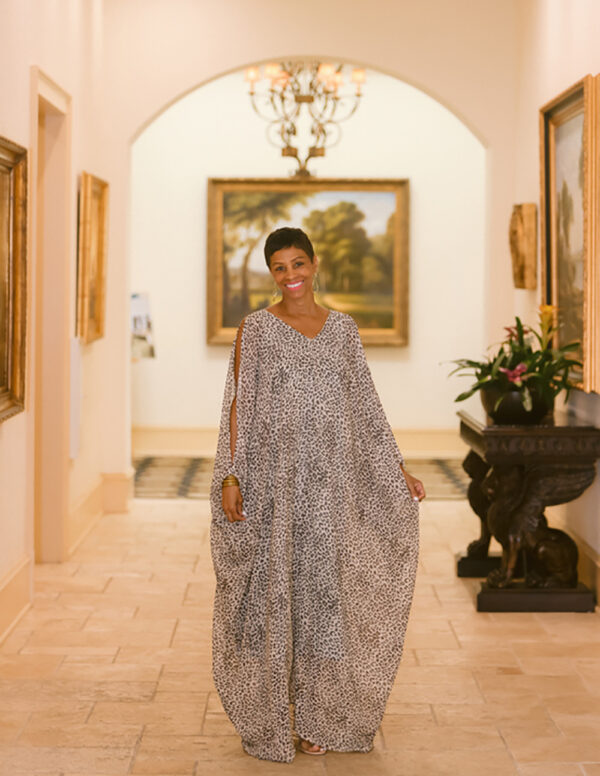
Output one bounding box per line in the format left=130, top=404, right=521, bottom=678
left=210, top=226, right=425, bottom=763
left=263, top=228, right=330, bottom=339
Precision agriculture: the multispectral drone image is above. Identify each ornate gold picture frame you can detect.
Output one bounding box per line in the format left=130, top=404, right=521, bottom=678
left=207, top=178, right=410, bottom=346
left=77, top=172, right=108, bottom=344
left=540, top=75, right=599, bottom=392
left=509, top=203, right=537, bottom=290
left=0, top=135, right=27, bottom=423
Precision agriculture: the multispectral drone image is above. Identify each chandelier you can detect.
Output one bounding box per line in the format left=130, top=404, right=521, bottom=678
left=244, top=61, right=366, bottom=176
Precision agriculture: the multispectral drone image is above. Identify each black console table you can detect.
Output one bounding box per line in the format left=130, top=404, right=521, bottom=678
left=457, top=409, right=600, bottom=612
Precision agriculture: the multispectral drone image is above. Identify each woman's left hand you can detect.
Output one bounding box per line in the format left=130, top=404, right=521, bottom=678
left=401, top=467, right=426, bottom=502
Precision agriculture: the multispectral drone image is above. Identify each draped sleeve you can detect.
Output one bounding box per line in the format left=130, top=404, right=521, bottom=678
left=210, top=314, right=260, bottom=504
left=344, top=315, right=405, bottom=469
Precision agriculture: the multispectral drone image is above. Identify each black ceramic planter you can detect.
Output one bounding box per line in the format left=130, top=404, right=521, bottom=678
left=480, top=386, right=553, bottom=425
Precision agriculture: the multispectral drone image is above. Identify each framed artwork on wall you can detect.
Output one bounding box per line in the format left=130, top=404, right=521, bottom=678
left=0, top=135, right=27, bottom=424
left=77, top=172, right=108, bottom=344
left=206, top=178, right=410, bottom=345
left=539, top=75, right=599, bottom=392
left=509, top=203, right=537, bottom=290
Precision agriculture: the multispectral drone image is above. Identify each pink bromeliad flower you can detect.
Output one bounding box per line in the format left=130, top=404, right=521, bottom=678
left=499, top=363, right=528, bottom=384
left=504, top=325, right=530, bottom=340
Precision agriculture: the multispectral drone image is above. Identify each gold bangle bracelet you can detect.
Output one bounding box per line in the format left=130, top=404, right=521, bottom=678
left=222, top=481, right=240, bottom=489
left=222, top=475, right=239, bottom=488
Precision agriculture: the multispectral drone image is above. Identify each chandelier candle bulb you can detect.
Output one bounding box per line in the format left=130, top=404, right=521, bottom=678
left=244, top=66, right=260, bottom=83
left=317, top=62, right=335, bottom=81
left=352, top=68, right=366, bottom=95
left=264, top=62, right=282, bottom=80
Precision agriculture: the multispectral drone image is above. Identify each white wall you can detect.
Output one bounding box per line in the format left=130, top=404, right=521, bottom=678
left=130, top=70, right=486, bottom=430
left=514, top=0, right=600, bottom=557
left=0, top=0, right=111, bottom=584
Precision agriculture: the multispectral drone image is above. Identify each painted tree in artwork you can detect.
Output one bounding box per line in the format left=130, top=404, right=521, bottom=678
left=302, top=201, right=370, bottom=293
left=556, top=172, right=583, bottom=358
left=222, top=191, right=308, bottom=324
left=362, top=212, right=395, bottom=293
left=557, top=178, right=574, bottom=258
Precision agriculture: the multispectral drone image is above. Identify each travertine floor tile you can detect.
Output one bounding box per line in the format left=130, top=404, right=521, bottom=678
left=0, top=497, right=597, bottom=776
left=432, top=700, right=553, bottom=727
left=518, top=765, right=584, bottom=776
left=0, top=654, right=62, bottom=678
left=18, top=720, right=142, bottom=747
left=0, top=745, right=133, bottom=775
left=0, top=710, right=30, bottom=744
left=507, top=735, right=600, bottom=763
left=89, top=699, right=209, bottom=735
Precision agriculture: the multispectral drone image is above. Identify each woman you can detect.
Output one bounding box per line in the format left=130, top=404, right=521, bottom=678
left=210, top=227, right=424, bottom=762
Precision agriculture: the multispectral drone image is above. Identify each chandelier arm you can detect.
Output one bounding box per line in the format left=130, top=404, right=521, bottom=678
left=265, top=121, right=287, bottom=150
left=249, top=92, right=278, bottom=122
left=307, top=93, right=334, bottom=124
left=250, top=91, right=295, bottom=125
left=281, top=95, right=301, bottom=125
left=328, top=95, right=362, bottom=123
left=322, top=122, right=343, bottom=149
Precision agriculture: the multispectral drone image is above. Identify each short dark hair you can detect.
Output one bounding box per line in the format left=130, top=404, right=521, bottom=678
left=264, top=227, right=315, bottom=267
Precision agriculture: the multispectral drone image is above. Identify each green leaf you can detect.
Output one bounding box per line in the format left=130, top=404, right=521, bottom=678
left=490, top=351, right=506, bottom=378
left=515, top=316, right=525, bottom=345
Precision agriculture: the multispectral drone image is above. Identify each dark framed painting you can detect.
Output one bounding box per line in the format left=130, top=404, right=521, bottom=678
left=206, top=178, right=409, bottom=345
left=540, top=75, right=599, bottom=392
left=77, top=172, right=108, bottom=344
left=0, top=135, right=27, bottom=424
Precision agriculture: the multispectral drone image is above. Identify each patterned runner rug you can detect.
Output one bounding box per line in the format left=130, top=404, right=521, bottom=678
left=133, top=457, right=468, bottom=500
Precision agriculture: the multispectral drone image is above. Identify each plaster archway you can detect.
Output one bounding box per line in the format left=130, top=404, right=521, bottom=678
left=128, top=60, right=487, bottom=440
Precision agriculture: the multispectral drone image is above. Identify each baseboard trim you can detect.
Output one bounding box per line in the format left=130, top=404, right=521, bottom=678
left=0, top=556, right=32, bottom=644
left=68, top=479, right=104, bottom=556
left=102, top=468, right=134, bottom=513
left=131, top=426, right=467, bottom=459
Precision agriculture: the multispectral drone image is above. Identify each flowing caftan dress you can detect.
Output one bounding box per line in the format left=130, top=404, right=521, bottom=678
left=210, top=308, right=419, bottom=762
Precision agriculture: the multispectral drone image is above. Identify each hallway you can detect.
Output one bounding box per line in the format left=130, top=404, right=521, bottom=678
left=1, top=499, right=599, bottom=775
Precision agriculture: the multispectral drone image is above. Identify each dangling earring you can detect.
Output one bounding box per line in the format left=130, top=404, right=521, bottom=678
left=312, top=273, right=320, bottom=293
left=271, top=283, right=281, bottom=302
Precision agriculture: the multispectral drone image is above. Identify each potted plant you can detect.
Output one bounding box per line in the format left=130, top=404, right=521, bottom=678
left=449, top=305, right=582, bottom=424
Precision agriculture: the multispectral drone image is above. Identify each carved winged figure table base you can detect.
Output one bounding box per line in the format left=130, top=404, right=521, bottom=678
left=457, top=410, right=600, bottom=612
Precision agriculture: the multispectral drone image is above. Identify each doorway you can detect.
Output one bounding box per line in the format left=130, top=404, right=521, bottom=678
left=30, top=69, right=72, bottom=562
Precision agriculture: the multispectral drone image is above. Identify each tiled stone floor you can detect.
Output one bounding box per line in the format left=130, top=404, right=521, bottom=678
left=1, top=498, right=599, bottom=775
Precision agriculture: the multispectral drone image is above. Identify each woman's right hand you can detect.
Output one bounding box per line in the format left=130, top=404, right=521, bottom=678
left=222, top=485, right=246, bottom=522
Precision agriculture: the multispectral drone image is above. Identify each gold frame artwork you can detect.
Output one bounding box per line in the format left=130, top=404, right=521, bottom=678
left=0, top=136, right=27, bottom=424
left=77, top=172, right=108, bottom=344
left=540, top=75, right=599, bottom=392
left=207, top=178, right=410, bottom=345
left=509, top=203, right=537, bottom=289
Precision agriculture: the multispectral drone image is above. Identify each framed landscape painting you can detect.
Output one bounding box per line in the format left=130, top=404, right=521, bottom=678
left=77, top=172, right=108, bottom=344
left=540, top=75, right=599, bottom=392
left=0, top=135, right=27, bottom=424
left=206, top=178, right=409, bottom=345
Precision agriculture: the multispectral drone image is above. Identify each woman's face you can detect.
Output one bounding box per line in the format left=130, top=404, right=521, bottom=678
left=269, top=246, right=318, bottom=300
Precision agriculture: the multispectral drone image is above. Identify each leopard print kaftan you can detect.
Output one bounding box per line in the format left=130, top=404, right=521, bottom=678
left=210, top=308, right=419, bottom=762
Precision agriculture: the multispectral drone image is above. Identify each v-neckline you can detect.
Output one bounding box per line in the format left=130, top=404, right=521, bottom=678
left=264, top=308, right=332, bottom=341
